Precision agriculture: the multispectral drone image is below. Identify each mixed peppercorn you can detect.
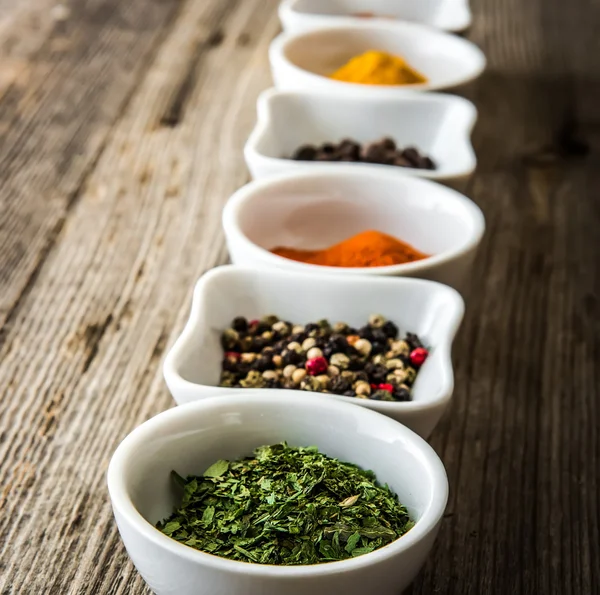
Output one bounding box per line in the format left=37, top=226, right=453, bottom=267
left=291, top=137, right=435, bottom=170
left=219, top=314, right=428, bottom=402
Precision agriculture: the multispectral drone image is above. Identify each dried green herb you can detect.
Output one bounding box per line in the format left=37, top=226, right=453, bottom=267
left=156, top=443, right=414, bottom=565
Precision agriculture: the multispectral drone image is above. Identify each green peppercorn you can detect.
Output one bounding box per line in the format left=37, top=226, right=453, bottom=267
left=330, top=353, right=350, bottom=370
left=240, top=370, right=265, bottom=388
left=404, top=367, right=417, bottom=384
left=221, top=328, right=239, bottom=350
left=300, top=377, right=321, bottom=391
left=219, top=371, right=237, bottom=387
left=262, top=315, right=279, bottom=327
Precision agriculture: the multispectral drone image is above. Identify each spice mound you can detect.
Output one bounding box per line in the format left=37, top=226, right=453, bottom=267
left=292, top=137, right=435, bottom=170
left=352, top=12, right=395, bottom=20
left=219, top=314, right=429, bottom=401
left=271, top=230, right=429, bottom=268
left=157, top=443, right=414, bottom=565
left=330, top=50, right=427, bottom=86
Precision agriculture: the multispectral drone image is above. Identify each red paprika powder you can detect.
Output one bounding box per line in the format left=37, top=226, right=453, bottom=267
left=271, top=230, right=429, bottom=268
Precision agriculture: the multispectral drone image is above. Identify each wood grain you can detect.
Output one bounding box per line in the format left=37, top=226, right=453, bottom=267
left=0, top=0, right=598, bottom=593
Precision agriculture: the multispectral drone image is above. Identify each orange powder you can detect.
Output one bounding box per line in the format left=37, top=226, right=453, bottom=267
left=271, top=230, right=429, bottom=268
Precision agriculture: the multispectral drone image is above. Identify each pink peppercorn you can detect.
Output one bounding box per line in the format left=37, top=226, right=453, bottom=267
left=378, top=383, right=394, bottom=393
left=306, top=356, right=328, bottom=376
left=410, top=347, right=428, bottom=367
left=224, top=351, right=240, bottom=360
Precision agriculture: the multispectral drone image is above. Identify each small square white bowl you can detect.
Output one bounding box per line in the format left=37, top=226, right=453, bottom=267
left=279, top=0, right=472, bottom=34
left=163, top=265, right=465, bottom=438
left=245, top=89, right=477, bottom=189
left=270, top=22, right=486, bottom=95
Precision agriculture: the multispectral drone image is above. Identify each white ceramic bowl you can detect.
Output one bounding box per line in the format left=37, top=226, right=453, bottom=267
left=270, top=22, right=486, bottom=94
left=163, top=265, right=464, bottom=438
left=107, top=393, right=449, bottom=595
left=279, top=0, right=472, bottom=34
left=245, top=88, right=477, bottom=189
left=221, top=167, right=485, bottom=293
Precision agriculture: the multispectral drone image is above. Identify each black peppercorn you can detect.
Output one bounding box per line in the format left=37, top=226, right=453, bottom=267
left=289, top=332, right=307, bottom=344
left=370, top=328, right=387, bottom=343
left=304, top=323, right=319, bottom=334
left=282, top=350, right=302, bottom=366
left=365, top=363, right=387, bottom=384
left=330, top=376, right=351, bottom=394
left=358, top=326, right=375, bottom=341
left=355, top=371, right=369, bottom=383
left=232, top=316, right=248, bottom=333
left=343, top=390, right=356, bottom=398
left=222, top=358, right=239, bottom=373
left=370, top=341, right=386, bottom=356
left=292, top=145, right=317, bottom=161
left=253, top=355, right=274, bottom=372
left=255, top=321, right=271, bottom=335
left=328, top=334, right=350, bottom=354
left=406, top=332, right=423, bottom=350
left=382, top=320, right=399, bottom=339
left=394, top=387, right=411, bottom=402
left=348, top=356, right=364, bottom=371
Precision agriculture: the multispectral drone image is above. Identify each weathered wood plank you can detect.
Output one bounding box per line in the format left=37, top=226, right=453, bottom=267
left=0, top=1, right=279, bottom=593
left=0, top=0, right=185, bottom=329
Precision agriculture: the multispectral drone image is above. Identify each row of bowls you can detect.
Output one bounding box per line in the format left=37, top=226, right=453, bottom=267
left=108, top=4, right=485, bottom=595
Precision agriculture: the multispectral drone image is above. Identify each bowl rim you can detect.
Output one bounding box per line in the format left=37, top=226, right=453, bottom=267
left=221, top=166, right=485, bottom=276
left=278, top=0, right=473, bottom=33
left=269, top=21, right=486, bottom=93
left=107, top=392, right=449, bottom=577
left=163, top=265, right=465, bottom=414
left=244, top=88, right=478, bottom=181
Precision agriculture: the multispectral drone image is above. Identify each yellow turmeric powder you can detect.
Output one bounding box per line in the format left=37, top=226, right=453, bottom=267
left=330, top=50, right=427, bottom=86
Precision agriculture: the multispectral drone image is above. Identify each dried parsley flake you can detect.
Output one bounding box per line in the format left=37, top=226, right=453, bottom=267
left=156, top=443, right=414, bottom=565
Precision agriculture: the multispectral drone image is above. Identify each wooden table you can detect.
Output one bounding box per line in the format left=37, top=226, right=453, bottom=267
left=0, top=0, right=598, bottom=593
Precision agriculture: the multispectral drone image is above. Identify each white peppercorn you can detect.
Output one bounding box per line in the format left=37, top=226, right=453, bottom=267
left=301, top=337, right=317, bottom=351
left=283, top=364, right=297, bottom=378
left=327, top=365, right=340, bottom=377
left=354, top=380, right=371, bottom=397
left=292, top=368, right=307, bottom=384
left=354, top=338, right=372, bottom=356
left=306, top=347, right=323, bottom=360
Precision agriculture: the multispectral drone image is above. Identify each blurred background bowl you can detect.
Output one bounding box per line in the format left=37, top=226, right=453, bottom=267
left=279, top=0, right=472, bottom=34
left=270, top=22, right=486, bottom=94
